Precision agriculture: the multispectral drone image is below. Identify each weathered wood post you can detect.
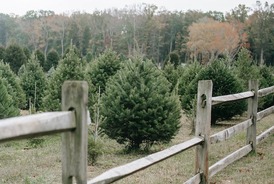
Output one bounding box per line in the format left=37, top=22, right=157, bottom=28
left=247, top=80, right=258, bottom=153
left=195, top=80, right=212, bottom=183
left=62, top=81, right=88, bottom=184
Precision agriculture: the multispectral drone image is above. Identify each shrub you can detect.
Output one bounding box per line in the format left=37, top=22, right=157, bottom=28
left=101, top=59, right=181, bottom=150
left=182, top=60, right=246, bottom=124
left=87, top=135, right=103, bottom=165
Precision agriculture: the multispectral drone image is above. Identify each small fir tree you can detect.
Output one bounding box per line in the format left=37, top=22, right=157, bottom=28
left=0, top=61, right=26, bottom=109
left=45, top=49, right=60, bottom=71
left=20, top=54, right=47, bottom=111
left=4, top=44, right=27, bottom=74
left=43, top=45, right=86, bottom=111
left=35, top=50, right=46, bottom=70
left=0, top=77, right=19, bottom=118
left=101, top=59, right=181, bottom=150
left=182, top=60, right=246, bottom=124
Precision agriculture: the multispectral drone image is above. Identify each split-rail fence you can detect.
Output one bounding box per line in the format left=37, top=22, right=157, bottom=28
left=0, top=80, right=274, bottom=184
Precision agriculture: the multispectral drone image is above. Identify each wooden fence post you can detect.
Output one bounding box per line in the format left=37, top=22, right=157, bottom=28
left=195, top=80, right=212, bottom=184
left=247, top=80, right=258, bottom=153
left=62, top=81, right=88, bottom=184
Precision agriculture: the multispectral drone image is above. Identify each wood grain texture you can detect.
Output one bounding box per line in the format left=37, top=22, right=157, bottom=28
left=88, top=137, right=203, bottom=184
left=212, top=91, right=254, bottom=106
left=209, top=144, right=252, bottom=178
left=62, top=81, right=88, bottom=184
left=0, top=112, right=75, bottom=142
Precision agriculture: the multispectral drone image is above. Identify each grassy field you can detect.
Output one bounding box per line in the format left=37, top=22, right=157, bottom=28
left=0, top=112, right=274, bottom=184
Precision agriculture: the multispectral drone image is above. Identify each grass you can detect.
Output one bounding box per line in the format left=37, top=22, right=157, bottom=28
left=0, top=112, right=274, bottom=183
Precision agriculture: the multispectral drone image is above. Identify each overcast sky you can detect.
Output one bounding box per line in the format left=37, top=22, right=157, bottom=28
left=0, top=0, right=272, bottom=16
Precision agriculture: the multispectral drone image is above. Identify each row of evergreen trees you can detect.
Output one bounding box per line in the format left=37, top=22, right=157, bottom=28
left=1, top=46, right=274, bottom=152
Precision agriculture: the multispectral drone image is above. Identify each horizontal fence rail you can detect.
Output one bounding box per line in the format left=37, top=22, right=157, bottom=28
left=0, top=111, right=75, bottom=142
left=257, top=106, right=274, bottom=121
left=209, top=144, right=252, bottom=178
left=211, top=91, right=254, bottom=106
left=210, top=119, right=252, bottom=144
left=184, top=173, right=201, bottom=184
left=88, top=137, right=203, bottom=184
left=256, top=126, right=274, bottom=144
left=258, top=86, right=274, bottom=97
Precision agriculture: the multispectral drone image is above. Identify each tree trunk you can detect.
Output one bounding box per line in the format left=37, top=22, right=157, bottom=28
left=260, top=48, right=264, bottom=66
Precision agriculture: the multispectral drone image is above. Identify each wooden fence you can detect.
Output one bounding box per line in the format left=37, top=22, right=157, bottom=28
left=0, top=81, right=89, bottom=184
left=1, top=80, right=274, bottom=184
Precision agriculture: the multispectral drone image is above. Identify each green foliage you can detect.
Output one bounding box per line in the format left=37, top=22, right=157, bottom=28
left=4, top=44, right=27, bottom=74
left=87, top=134, right=103, bottom=165
left=101, top=59, right=181, bottom=150
left=45, top=49, right=60, bottom=71
left=178, top=61, right=203, bottom=109
left=182, top=60, right=246, bottom=124
left=34, top=50, right=45, bottom=70
left=233, top=48, right=260, bottom=89
left=20, top=54, right=47, bottom=111
left=162, top=61, right=181, bottom=92
left=258, top=66, right=274, bottom=110
left=26, top=138, right=45, bottom=148
left=166, top=51, right=180, bottom=67
left=0, top=61, right=26, bottom=109
left=0, top=76, right=19, bottom=118
left=43, top=45, right=86, bottom=111
left=23, top=47, right=31, bottom=60
left=0, top=46, right=5, bottom=60
left=86, top=50, right=122, bottom=94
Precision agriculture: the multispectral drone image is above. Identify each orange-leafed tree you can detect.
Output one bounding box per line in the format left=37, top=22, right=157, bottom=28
left=186, top=18, right=247, bottom=64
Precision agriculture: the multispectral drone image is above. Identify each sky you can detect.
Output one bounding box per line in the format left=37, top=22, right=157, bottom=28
left=0, top=0, right=272, bottom=16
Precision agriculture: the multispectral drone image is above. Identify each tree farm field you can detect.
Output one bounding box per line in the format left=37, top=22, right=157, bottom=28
left=0, top=112, right=274, bottom=184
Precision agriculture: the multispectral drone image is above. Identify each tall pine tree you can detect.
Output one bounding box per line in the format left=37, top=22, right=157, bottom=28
left=20, top=54, right=47, bottom=111
left=0, top=61, right=26, bottom=109
left=43, top=45, right=86, bottom=111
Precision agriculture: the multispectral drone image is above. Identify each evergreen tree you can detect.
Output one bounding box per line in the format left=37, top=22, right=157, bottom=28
left=0, top=46, right=5, bottom=60
left=23, top=47, right=31, bottom=60
left=4, top=44, right=27, bottom=74
left=35, top=50, right=46, bottom=70
left=233, top=48, right=259, bottom=90
left=43, top=45, right=86, bottom=111
left=20, top=54, right=47, bottom=111
left=45, top=49, right=60, bottom=71
left=0, top=61, right=26, bottom=109
left=101, top=59, right=181, bottom=150
left=182, top=60, right=246, bottom=124
left=86, top=50, right=122, bottom=95
left=0, top=76, right=19, bottom=118
left=82, top=26, right=91, bottom=56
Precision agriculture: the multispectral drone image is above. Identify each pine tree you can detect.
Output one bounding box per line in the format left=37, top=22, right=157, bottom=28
left=43, top=45, right=86, bottom=111
left=45, top=49, right=59, bottom=71
left=0, top=46, right=5, bottom=60
left=4, top=44, right=27, bottom=74
left=0, top=61, right=26, bottom=109
left=101, top=59, right=181, bottom=150
left=0, top=77, right=19, bottom=118
left=86, top=49, right=122, bottom=95
left=20, top=54, right=47, bottom=111
left=35, top=50, right=46, bottom=71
